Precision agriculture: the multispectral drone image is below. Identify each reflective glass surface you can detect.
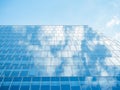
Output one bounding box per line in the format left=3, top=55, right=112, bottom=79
left=0, top=25, right=120, bottom=90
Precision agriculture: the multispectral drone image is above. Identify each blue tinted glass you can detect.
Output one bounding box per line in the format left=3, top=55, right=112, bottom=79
left=42, top=77, right=50, bottom=81
left=70, top=77, right=78, bottom=81
left=0, top=77, right=3, bottom=81
left=0, top=86, right=9, bottom=90
left=20, top=71, right=28, bottom=76
left=0, top=25, right=120, bottom=90
left=51, top=77, right=59, bottom=81
left=11, top=71, right=19, bottom=76
left=91, top=85, right=101, bottom=90
left=61, top=77, right=69, bottom=81
left=31, top=85, right=40, bottom=90
left=20, top=85, right=29, bottom=90
left=81, top=85, right=92, bottom=90
left=23, top=77, right=31, bottom=81
left=32, top=77, right=41, bottom=81
left=4, top=77, right=12, bottom=81
left=41, top=85, right=50, bottom=90
left=51, top=86, right=60, bottom=90
left=10, top=85, right=20, bottom=90
left=13, top=77, right=22, bottom=81
left=61, top=85, right=70, bottom=90
left=71, top=86, right=80, bottom=90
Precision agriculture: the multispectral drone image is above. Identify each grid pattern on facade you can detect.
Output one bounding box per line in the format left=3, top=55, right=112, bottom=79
left=0, top=25, right=120, bottom=90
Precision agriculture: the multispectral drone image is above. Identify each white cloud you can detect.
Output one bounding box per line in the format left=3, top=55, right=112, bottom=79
left=62, top=65, right=72, bottom=76
left=12, top=26, right=26, bottom=35
left=114, top=33, right=120, bottom=41
left=106, top=16, right=120, bottom=28
left=38, top=25, right=65, bottom=45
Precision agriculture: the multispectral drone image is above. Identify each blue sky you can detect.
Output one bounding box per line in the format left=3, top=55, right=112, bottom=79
left=0, top=0, right=120, bottom=39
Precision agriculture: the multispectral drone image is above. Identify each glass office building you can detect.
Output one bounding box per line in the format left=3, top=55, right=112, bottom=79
left=0, top=25, right=120, bottom=90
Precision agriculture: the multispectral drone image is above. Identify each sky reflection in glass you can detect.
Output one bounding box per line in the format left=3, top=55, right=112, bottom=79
left=0, top=25, right=120, bottom=90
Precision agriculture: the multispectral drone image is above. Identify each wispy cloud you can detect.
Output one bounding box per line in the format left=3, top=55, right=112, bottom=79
left=106, top=16, right=120, bottom=28
left=114, top=33, right=120, bottom=41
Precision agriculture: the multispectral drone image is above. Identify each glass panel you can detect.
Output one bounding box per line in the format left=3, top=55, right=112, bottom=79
left=61, top=85, right=70, bottom=90
left=41, top=85, right=50, bottom=90
left=20, top=85, right=29, bottom=90
left=0, top=25, right=120, bottom=90
left=31, top=85, right=40, bottom=90
left=10, top=85, right=20, bottom=90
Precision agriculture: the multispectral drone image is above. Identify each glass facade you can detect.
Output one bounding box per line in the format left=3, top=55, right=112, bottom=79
left=0, top=25, right=120, bottom=90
